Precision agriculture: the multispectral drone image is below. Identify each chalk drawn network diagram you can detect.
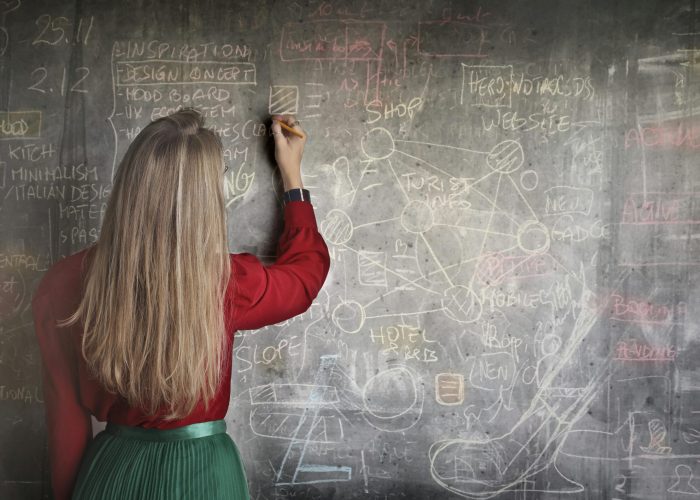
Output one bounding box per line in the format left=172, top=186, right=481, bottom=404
left=235, top=123, right=658, bottom=498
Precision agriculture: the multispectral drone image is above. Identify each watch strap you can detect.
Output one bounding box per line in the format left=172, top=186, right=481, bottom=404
left=283, top=188, right=310, bottom=204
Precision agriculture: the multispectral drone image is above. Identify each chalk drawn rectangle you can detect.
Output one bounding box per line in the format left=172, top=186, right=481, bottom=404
left=0, top=111, right=42, bottom=140
left=418, top=21, right=487, bottom=58
left=250, top=409, right=343, bottom=443
left=115, top=60, right=256, bottom=86
left=293, top=464, right=352, bottom=484
left=250, top=383, right=339, bottom=405
left=461, top=64, right=513, bottom=108
left=435, top=373, right=464, bottom=405
left=358, top=250, right=387, bottom=286
left=280, top=20, right=384, bottom=61
left=269, top=85, right=299, bottom=115
left=469, top=352, right=515, bottom=392
left=544, top=186, right=593, bottom=216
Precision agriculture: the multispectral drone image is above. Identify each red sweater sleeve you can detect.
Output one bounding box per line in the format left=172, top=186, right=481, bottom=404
left=231, top=200, right=331, bottom=330
left=32, top=282, right=93, bottom=500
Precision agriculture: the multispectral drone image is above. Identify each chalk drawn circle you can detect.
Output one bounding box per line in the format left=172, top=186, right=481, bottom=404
left=363, top=366, right=422, bottom=425
left=517, top=220, right=550, bottom=254
left=541, top=334, right=562, bottom=356
left=442, top=286, right=482, bottom=324
left=429, top=438, right=506, bottom=494
left=520, top=169, right=538, bottom=191
left=332, top=300, right=365, bottom=334
left=320, top=209, right=353, bottom=245
left=400, top=200, right=433, bottom=233
left=364, top=367, right=418, bottom=419
left=486, top=140, right=524, bottom=174
left=361, top=127, right=395, bottom=160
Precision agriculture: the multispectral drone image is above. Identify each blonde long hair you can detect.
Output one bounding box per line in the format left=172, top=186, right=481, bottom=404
left=60, top=108, right=231, bottom=420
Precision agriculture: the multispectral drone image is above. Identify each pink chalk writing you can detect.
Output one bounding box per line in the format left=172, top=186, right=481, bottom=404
left=609, top=293, right=686, bottom=325
left=614, top=340, right=676, bottom=362
left=624, top=123, right=700, bottom=150
left=437, top=6, right=491, bottom=23
left=620, top=192, right=700, bottom=224
left=476, top=252, right=555, bottom=286
left=280, top=20, right=385, bottom=61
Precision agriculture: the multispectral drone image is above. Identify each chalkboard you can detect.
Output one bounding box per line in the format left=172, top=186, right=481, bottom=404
left=2, top=0, right=700, bottom=498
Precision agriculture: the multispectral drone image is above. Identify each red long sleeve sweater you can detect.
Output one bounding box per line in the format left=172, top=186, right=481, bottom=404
left=31, top=200, right=331, bottom=500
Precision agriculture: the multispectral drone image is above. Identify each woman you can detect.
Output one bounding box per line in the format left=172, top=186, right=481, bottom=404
left=31, top=109, right=330, bottom=499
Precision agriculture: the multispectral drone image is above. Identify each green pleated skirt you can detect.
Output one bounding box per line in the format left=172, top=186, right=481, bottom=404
left=72, top=419, right=250, bottom=499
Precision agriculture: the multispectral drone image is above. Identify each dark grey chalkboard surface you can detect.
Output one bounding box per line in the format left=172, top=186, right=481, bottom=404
left=2, top=0, right=700, bottom=498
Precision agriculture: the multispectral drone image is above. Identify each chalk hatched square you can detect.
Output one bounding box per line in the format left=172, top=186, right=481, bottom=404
left=269, top=85, right=299, bottom=115
left=435, top=373, right=464, bottom=405
left=358, top=250, right=387, bottom=287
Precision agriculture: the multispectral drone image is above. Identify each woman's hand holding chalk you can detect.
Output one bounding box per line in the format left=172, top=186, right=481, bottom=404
left=273, top=118, right=305, bottom=139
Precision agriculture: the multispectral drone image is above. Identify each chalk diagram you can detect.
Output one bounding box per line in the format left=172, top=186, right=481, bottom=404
left=248, top=355, right=424, bottom=486
left=249, top=125, right=648, bottom=496
left=321, top=127, right=553, bottom=337
left=314, top=127, right=624, bottom=497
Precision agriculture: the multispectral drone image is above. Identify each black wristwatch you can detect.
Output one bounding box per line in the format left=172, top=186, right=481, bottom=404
left=283, top=188, right=310, bottom=204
